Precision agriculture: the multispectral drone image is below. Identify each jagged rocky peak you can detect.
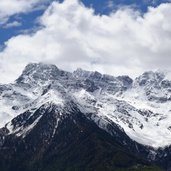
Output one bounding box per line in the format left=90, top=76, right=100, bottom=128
left=132, top=71, right=171, bottom=103
left=135, top=71, right=165, bottom=87
left=74, top=68, right=104, bottom=80
left=161, top=79, right=171, bottom=89
left=117, top=75, right=133, bottom=87
left=73, top=67, right=132, bottom=83
left=73, top=68, right=92, bottom=79
left=73, top=68, right=133, bottom=94
left=0, top=84, right=12, bottom=95
left=16, top=63, right=68, bottom=84
left=23, top=62, right=59, bottom=74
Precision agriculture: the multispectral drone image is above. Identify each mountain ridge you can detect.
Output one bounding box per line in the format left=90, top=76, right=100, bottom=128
left=0, top=62, right=171, bottom=170
left=1, top=63, right=171, bottom=148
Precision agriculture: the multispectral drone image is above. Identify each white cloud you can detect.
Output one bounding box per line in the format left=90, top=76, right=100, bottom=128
left=2, top=21, right=22, bottom=28
left=0, top=0, right=50, bottom=24
left=0, top=0, right=171, bottom=83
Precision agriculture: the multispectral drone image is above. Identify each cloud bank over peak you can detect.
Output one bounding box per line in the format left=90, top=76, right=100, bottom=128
left=0, top=0, right=171, bottom=83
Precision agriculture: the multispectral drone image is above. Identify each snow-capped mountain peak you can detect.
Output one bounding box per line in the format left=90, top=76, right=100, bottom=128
left=134, top=71, right=165, bottom=87
left=16, top=63, right=60, bottom=84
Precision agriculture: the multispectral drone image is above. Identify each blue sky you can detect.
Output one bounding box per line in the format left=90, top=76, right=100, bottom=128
left=0, top=0, right=170, bottom=45
left=82, top=0, right=170, bottom=13
left=0, top=10, right=43, bottom=45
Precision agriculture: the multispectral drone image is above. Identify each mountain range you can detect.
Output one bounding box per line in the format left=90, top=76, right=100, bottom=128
left=1, top=63, right=171, bottom=170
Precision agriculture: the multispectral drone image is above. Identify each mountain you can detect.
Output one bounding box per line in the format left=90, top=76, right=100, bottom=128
left=0, top=63, right=171, bottom=170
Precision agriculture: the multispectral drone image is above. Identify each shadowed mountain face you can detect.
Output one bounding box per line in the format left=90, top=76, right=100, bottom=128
left=0, top=103, right=161, bottom=171
left=0, top=63, right=170, bottom=170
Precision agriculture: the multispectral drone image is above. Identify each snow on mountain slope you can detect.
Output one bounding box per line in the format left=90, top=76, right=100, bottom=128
left=5, top=87, right=65, bottom=138
left=72, top=70, right=171, bottom=148
left=73, top=88, right=171, bottom=148
left=117, top=72, right=171, bottom=147
left=0, top=83, right=37, bottom=128
left=1, top=63, right=171, bottom=149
